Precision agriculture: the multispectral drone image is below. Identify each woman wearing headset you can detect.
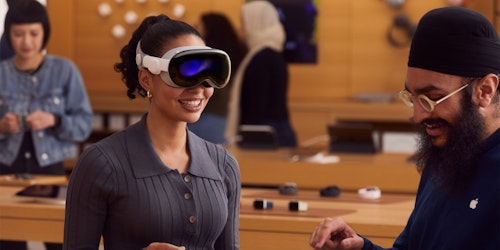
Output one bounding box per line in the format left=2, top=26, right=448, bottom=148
left=63, top=14, right=241, bottom=250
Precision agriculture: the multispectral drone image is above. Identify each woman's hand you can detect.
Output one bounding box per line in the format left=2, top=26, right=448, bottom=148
left=25, top=110, right=57, bottom=130
left=309, top=217, right=364, bottom=250
left=144, top=242, right=186, bottom=250
left=0, top=112, right=21, bottom=133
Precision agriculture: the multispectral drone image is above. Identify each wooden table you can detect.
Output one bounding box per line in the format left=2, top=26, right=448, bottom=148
left=0, top=186, right=66, bottom=243
left=239, top=188, right=414, bottom=249
left=0, top=174, right=67, bottom=187
left=0, top=186, right=414, bottom=249
left=229, top=147, right=421, bottom=194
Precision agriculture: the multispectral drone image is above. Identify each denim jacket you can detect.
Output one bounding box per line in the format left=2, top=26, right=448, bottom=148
left=0, top=55, right=93, bottom=167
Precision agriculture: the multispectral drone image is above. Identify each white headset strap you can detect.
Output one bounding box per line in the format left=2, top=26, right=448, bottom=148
left=135, top=41, right=146, bottom=68
left=136, top=41, right=210, bottom=73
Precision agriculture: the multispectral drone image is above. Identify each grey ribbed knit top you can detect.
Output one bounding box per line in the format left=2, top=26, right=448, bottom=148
left=63, top=115, right=241, bottom=250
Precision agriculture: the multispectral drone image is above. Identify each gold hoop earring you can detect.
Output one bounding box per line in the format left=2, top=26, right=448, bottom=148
left=146, top=90, right=153, bottom=100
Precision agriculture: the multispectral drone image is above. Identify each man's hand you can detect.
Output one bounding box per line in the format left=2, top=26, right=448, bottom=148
left=309, top=217, right=364, bottom=250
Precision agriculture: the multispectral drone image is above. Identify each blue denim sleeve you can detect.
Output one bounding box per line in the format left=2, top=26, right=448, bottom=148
left=52, top=58, right=93, bottom=142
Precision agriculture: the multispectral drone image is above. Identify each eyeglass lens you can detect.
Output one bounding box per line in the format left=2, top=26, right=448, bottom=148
left=398, top=90, right=413, bottom=107
left=417, top=96, right=434, bottom=112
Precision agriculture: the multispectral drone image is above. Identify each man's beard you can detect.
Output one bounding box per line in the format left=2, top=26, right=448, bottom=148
left=414, top=94, right=485, bottom=192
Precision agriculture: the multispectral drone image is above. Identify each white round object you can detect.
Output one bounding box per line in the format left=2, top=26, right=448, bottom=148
left=136, top=0, right=147, bottom=4
left=111, top=24, right=126, bottom=39
left=124, top=11, right=138, bottom=24
left=358, top=186, right=381, bottom=200
left=158, top=0, right=169, bottom=3
left=172, top=4, right=185, bottom=18
left=97, top=3, right=112, bottom=17
left=115, top=0, right=124, bottom=4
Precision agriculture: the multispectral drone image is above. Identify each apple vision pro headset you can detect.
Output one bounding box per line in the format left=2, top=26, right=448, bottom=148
left=136, top=42, right=231, bottom=88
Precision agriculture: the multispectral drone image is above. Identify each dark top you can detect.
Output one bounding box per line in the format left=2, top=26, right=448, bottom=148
left=362, top=128, right=500, bottom=250
left=63, top=115, right=241, bottom=250
left=239, top=48, right=297, bottom=147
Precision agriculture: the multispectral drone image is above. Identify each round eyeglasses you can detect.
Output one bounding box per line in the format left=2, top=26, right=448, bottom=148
left=398, top=81, right=472, bottom=112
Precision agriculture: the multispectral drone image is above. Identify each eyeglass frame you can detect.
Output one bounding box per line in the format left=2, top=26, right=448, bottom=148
left=398, top=78, right=476, bottom=112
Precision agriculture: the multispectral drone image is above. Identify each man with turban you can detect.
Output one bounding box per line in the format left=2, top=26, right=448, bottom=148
left=309, top=6, right=500, bottom=250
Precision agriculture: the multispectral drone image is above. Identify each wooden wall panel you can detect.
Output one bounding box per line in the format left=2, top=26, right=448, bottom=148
left=349, top=1, right=446, bottom=95
left=468, top=0, right=495, bottom=20
left=45, top=0, right=74, bottom=59
left=46, top=0, right=496, bottom=98
left=288, top=0, right=351, bottom=99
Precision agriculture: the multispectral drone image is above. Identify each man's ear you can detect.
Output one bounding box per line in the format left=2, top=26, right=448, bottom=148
left=474, top=73, right=499, bottom=107
left=138, top=68, right=153, bottom=91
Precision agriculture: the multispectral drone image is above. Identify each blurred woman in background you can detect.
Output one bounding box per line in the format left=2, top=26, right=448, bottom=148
left=0, top=1, right=93, bottom=249
left=227, top=0, right=298, bottom=147
left=188, top=12, right=246, bottom=144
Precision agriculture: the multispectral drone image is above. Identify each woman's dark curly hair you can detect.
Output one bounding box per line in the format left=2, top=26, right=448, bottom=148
left=114, top=14, right=202, bottom=99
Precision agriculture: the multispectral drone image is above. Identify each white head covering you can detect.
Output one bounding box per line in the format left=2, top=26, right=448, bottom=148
left=225, top=1, right=285, bottom=145
left=241, top=1, right=285, bottom=52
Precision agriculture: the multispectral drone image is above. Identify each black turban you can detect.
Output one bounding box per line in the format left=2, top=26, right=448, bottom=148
left=408, top=7, right=500, bottom=77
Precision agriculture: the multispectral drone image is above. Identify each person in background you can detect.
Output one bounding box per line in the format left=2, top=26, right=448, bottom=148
left=309, top=6, right=499, bottom=250
left=0, top=1, right=93, bottom=249
left=226, top=0, right=298, bottom=147
left=63, top=14, right=241, bottom=250
left=188, top=12, right=246, bottom=144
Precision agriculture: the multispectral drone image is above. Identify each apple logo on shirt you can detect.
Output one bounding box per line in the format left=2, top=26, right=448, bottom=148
left=469, top=198, right=479, bottom=209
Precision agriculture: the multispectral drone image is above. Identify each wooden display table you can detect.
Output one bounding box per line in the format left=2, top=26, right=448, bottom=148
left=229, top=147, right=421, bottom=194
left=239, top=188, right=414, bottom=249
left=0, top=186, right=415, bottom=249
left=0, top=174, right=67, bottom=187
